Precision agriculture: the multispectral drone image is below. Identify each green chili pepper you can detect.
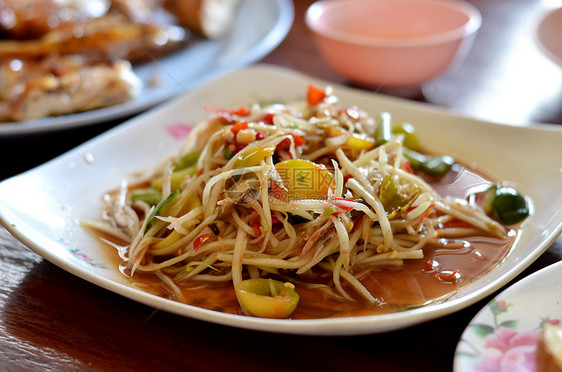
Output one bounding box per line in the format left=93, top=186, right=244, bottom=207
left=175, top=151, right=201, bottom=170
left=130, top=187, right=162, bottom=206
left=422, top=155, right=455, bottom=177
left=223, top=145, right=235, bottom=160
left=379, top=176, right=401, bottom=212
left=379, top=175, right=421, bottom=218
left=323, top=206, right=338, bottom=216
left=170, top=166, right=197, bottom=189
left=145, top=190, right=179, bottom=231
left=402, top=148, right=454, bottom=177
left=375, top=112, right=392, bottom=146
left=402, top=147, right=427, bottom=170
left=392, top=122, right=421, bottom=151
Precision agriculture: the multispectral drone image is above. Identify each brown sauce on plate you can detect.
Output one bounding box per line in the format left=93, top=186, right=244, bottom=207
left=99, top=163, right=517, bottom=319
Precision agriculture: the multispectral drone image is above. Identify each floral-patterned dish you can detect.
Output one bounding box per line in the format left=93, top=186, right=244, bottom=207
left=454, top=260, right=562, bottom=372
left=0, top=64, right=561, bottom=335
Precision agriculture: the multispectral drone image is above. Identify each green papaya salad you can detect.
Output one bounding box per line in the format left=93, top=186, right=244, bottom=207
left=88, top=84, right=529, bottom=319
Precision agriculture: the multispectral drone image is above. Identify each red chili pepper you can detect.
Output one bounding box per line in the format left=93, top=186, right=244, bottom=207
left=331, top=197, right=358, bottom=212
left=230, top=121, right=249, bottom=135
left=249, top=213, right=261, bottom=237
left=193, top=233, right=210, bottom=252
left=277, top=134, right=306, bottom=150
left=423, top=204, right=436, bottom=219
left=424, top=259, right=436, bottom=272
left=205, top=105, right=250, bottom=116
left=351, top=215, right=364, bottom=232
left=256, top=131, right=266, bottom=140
left=407, top=203, right=435, bottom=213
left=292, top=134, right=306, bottom=146
left=402, top=158, right=414, bottom=174
left=230, top=106, right=251, bottom=116
left=261, top=113, right=275, bottom=125
left=306, top=84, right=326, bottom=106
left=277, top=138, right=291, bottom=150
left=204, top=105, right=251, bottom=124
left=343, top=174, right=354, bottom=184
left=439, top=269, right=459, bottom=283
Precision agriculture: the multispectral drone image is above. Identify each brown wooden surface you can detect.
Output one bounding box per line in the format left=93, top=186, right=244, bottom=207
left=1, top=1, right=561, bottom=371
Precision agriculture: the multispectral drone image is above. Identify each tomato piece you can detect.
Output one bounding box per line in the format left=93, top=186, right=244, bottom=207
left=292, top=134, right=306, bottom=146
left=230, top=106, right=251, bottom=116
left=230, top=121, right=249, bottom=135
left=306, top=84, right=326, bottom=105
left=276, top=134, right=306, bottom=150
left=261, top=113, right=275, bottom=125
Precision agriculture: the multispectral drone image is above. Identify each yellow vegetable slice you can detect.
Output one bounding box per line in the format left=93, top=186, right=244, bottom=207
left=234, top=146, right=276, bottom=168
left=346, top=132, right=376, bottom=150
left=274, top=159, right=334, bottom=199
left=153, top=230, right=182, bottom=249
left=236, top=279, right=299, bottom=319
left=326, top=127, right=375, bottom=150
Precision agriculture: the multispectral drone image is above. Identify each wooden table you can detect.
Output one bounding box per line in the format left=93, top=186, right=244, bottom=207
left=1, top=1, right=561, bottom=370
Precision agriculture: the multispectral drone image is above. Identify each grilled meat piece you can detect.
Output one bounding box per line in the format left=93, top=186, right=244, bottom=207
left=0, top=13, right=188, bottom=64
left=162, top=0, right=239, bottom=38
left=0, top=0, right=111, bottom=40
left=110, top=0, right=158, bottom=24
left=0, top=55, right=142, bottom=122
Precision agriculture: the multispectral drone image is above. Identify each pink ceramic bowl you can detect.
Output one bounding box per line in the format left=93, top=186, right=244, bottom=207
left=537, top=7, right=562, bottom=67
left=306, top=0, right=482, bottom=88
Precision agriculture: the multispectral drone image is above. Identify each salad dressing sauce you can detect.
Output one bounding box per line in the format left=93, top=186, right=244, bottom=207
left=102, top=163, right=516, bottom=319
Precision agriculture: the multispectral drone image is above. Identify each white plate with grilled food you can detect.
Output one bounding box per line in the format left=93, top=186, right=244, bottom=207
left=0, top=0, right=293, bottom=136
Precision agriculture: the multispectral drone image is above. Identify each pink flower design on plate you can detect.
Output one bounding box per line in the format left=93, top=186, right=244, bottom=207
left=166, top=122, right=193, bottom=140
left=547, top=319, right=560, bottom=326
left=473, top=327, right=540, bottom=372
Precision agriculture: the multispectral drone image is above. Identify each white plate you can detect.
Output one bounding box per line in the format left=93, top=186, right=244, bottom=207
left=454, top=260, right=562, bottom=371
left=0, top=0, right=293, bottom=136
left=537, top=7, right=562, bottom=67
left=1, top=64, right=561, bottom=335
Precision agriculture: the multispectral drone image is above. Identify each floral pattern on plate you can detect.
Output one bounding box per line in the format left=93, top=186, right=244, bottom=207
left=455, top=261, right=562, bottom=372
